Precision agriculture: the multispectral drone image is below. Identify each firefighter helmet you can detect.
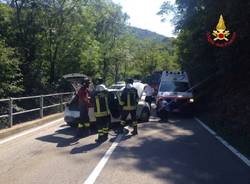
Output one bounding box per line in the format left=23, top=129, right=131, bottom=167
left=125, top=78, right=134, bottom=84
left=96, top=77, right=104, bottom=85
left=82, top=77, right=90, bottom=87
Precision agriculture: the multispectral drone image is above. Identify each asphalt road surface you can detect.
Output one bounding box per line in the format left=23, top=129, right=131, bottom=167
left=0, top=117, right=249, bottom=184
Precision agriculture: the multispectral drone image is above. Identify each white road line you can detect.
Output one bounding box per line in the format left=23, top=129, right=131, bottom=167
left=194, top=117, right=250, bottom=167
left=57, top=126, right=70, bottom=131
left=84, top=134, right=123, bottom=184
left=0, top=118, right=63, bottom=145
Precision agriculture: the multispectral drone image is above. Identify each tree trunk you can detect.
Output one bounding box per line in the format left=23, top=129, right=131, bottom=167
left=102, top=58, right=108, bottom=81
left=115, top=61, right=119, bottom=83
left=49, top=28, right=54, bottom=84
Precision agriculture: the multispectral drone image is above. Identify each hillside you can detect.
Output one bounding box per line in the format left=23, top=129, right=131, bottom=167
left=128, top=27, right=165, bottom=40
left=127, top=26, right=174, bottom=48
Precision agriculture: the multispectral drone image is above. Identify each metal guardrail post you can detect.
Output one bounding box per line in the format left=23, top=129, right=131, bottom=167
left=40, top=95, right=44, bottom=118
left=60, top=95, right=63, bottom=112
left=9, top=98, right=13, bottom=127
left=0, top=92, right=73, bottom=126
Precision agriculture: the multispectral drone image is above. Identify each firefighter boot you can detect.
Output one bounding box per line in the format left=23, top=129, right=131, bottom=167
left=102, top=128, right=109, bottom=141
left=95, top=129, right=105, bottom=143
left=131, top=126, right=138, bottom=135
left=103, top=133, right=108, bottom=141
left=131, top=121, right=138, bottom=135
left=117, top=125, right=124, bottom=134
left=84, top=123, right=91, bottom=135
left=76, top=123, right=84, bottom=138
left=76, top=128, right=84, bottom=138
left=95, top=135, right=104, bottom=143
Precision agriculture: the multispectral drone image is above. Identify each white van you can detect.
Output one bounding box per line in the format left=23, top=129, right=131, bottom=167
left=156, top=71, right=194, bottom=115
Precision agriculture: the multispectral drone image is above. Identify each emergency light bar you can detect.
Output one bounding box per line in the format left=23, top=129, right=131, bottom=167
left=164, top=71, right=185, bottom=74
left=161, top=71, right=189, bottom=82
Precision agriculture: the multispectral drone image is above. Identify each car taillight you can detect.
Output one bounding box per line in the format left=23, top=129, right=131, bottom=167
left=189, top=98, right=194, bottom=103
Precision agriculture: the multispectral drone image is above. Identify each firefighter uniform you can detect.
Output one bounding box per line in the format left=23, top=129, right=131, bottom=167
left=120, top=79, right=139, bottom=135
left=92, top=80, right=111, bottom=142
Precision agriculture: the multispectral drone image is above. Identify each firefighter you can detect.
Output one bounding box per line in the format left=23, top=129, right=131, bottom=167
left=77, top=77, right=91, bottom=137
left=119, top=78, right=139, bottom=135
left=92, top=77, right=111, bottom=143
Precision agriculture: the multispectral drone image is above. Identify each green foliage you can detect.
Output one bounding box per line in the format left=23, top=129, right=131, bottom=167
left=128, top=27, right=167, bottom=42
left=159, top=1, right=250, bottom=156
left=0, top=40, right=23, bottom=97
left=159, top=0, right=250, bottom=82
left=0, top=0, right=178, bottom=97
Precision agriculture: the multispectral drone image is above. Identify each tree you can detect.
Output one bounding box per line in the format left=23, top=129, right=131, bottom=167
left=90, top=0, right=128, bottom=81
left=0, top=40, right=23, bottom=97
left=158, top=0, right=250, bottom=82
left=0, top=0, right=178, bottom=96
left=158, top=1, right=250, bottom=153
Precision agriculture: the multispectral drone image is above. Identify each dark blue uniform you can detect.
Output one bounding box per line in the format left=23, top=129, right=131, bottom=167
left=120, top=87, right=139, bottom=135
left=91, top=89, right=111, bottom=142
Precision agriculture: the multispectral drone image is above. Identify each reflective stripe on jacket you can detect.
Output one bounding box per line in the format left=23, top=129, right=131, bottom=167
left=92, top=90, right=110, bottom=117
left=120, top=88, right=139, bottom=111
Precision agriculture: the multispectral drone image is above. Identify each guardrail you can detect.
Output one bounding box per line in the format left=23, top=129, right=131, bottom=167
left=0, top=92, right=74, bottom=128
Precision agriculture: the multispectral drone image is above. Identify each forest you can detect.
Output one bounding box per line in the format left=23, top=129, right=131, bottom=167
left=158, top=0, right=250, bottom=156
left=0, top=0, right=178, bottom=98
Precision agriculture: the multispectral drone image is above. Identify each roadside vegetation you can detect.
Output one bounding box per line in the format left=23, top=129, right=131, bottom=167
left=159, top=0, right=250, bottom=157
left=0, top=0, right=179, bottom=98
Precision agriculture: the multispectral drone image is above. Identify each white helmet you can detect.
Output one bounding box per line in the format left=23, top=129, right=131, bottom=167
left=96, top=84, right=107, bottom=92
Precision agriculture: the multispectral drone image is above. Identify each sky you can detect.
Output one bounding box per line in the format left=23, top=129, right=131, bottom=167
left=112, top=0, right=176, bottom=37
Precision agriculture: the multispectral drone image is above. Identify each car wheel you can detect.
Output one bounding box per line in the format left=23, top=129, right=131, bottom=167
left=140, top=108, right=150, bottom=122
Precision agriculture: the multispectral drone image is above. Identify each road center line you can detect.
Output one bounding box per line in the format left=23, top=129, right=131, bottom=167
left=194, top=117, right=250, bottom=167
left=0, top=118, right=63, bottom=145
left=84, top=134, right=123, bottom=184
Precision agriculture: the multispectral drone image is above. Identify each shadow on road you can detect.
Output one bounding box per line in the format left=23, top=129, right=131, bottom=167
left=36, top=123, right=122, bottom=149
left=36, top=126, right=98, bottom=147
left=108, top=118, right=250, bottom=184
left=68, top=126, right=139, bottom=154
left=70, top=142, right=102, bottom=154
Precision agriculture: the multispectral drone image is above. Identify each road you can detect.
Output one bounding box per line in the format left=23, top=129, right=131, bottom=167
left=0, top=117, right=249, bottom=184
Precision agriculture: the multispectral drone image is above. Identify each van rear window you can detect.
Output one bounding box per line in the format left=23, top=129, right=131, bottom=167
left=159, top=81, right=189, bottom=92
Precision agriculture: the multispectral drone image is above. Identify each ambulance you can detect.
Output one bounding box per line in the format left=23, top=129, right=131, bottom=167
left=156, top=71, right=194, bottom=116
